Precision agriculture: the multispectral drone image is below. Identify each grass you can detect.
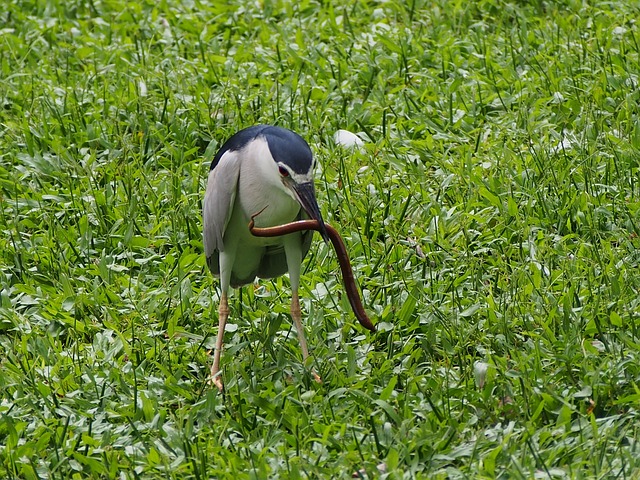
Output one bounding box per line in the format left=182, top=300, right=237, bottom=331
left=1, top=0, right=640, bottom=477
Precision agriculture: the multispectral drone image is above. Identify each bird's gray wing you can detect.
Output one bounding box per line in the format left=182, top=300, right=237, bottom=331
left=203, top=150, right=241, bottom=258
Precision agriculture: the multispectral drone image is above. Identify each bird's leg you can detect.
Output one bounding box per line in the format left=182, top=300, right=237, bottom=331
left=291, top=289, right=322, bottom=384
left=283, top=233, right=321, bottom=383
left=210, top=291, right=229, bottom=392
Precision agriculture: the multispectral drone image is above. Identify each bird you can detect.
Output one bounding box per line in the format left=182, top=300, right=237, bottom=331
left=202, top=125, right=329, bottom=391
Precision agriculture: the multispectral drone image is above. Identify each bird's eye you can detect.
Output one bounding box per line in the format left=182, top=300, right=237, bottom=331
left=278, top=166, right=289, bottom=177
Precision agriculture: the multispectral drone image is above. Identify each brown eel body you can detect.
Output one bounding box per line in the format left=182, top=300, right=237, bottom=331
left=248, top=215, right=376, bottom=332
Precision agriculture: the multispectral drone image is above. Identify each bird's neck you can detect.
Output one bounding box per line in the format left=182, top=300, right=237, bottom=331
left=238, top=165, right=300, bottom=227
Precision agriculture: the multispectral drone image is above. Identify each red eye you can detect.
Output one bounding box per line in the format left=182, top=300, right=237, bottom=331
left=278, top=166, right=289, bottom=177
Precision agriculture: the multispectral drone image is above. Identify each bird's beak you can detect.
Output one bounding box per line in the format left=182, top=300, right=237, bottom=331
left=293, top=182, right=329, bottom=243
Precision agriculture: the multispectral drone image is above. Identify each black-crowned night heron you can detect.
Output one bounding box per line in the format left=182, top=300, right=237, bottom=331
left=203, top=125, right=329, bottom=391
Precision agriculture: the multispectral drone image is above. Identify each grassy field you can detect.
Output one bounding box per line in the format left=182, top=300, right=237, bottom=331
left=1, top=0, right=640, bottom=478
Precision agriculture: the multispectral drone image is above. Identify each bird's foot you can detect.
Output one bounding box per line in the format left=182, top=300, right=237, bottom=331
left=212, top=377, right=224, bottom=392
left=209, top=365, right=224, bottom=392
left=312, top=371, right=322, bottom=384
left=207, top=376, right=224, bottom=392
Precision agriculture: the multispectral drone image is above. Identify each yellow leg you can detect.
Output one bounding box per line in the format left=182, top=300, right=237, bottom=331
left=291, top=290, right=322, bottom=383
left=210, top=292, right=228, bottom=392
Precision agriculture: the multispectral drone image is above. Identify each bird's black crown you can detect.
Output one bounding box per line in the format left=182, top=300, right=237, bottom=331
left=211, top=125, right=313, bottom=175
